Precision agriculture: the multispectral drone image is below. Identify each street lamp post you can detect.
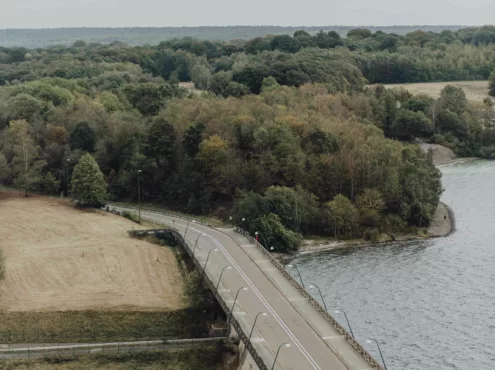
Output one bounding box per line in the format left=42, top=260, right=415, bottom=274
left=215, top=265, right=232, bottom=291
left=366, top=339, right=388, bottom=370
left=241, top=312, right=267, bottom=361
left=286, top=264, right=304, bottom=288
left=203, top=248, right=218, bottom=272
left=308, top=284, right=328, bottom=311
left=66, top=158, right=71, bottom=196
left=255, top=231, right=269, bottom=249
left=271, top=343, right=291, bottom=370
left=137, top=170, right=142, bottom=224
left=227, top=287, right=247, bottom=326
left=183, top=220, right=196, bottom=240
left=192, top=233, right=205, bottom=257
left=335, top=309, right=354, bottom=338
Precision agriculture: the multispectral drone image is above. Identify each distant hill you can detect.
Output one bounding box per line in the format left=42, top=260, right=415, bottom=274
left=0, top=25, right=469, bottom=48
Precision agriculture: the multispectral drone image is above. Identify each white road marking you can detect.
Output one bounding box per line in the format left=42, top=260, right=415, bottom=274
left=123, top=209, right=323, bottom=370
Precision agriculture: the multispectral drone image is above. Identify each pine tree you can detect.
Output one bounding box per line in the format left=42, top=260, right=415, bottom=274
left=71, top=153, right=107, bottom=207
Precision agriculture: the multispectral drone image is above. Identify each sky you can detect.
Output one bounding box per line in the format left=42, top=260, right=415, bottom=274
left=1, top=0, right=494, bottom=28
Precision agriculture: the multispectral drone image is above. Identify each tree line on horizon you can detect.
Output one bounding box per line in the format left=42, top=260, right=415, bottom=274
left=0, top=25, right=467, bottom=48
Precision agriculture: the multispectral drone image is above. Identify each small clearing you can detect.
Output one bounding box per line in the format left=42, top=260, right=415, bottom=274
left=385, top=80, right=493, bottom=103
left=0, top=193, right=184, bottom=312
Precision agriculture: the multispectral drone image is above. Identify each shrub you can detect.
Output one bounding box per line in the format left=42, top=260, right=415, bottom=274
left=363, top=228, right=381, bottom=242
left=122, top=211, right=140, bottom=223
left=250, top=213, right=301, bottom=252
left=382, top=214, right=407, bottom=233
left=359, top=209, right=381, bottom=228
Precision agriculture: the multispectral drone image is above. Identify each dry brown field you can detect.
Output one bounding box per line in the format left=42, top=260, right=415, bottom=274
left=385, top=80, right=493, bottom=103
left=0, top=193, right=184, bottom=312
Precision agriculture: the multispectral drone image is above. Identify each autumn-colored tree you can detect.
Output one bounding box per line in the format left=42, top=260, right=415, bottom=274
left=8, top=120, right=45, bottom=196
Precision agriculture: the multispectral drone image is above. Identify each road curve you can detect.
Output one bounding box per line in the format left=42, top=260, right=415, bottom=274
left=117, top=207, right=377, bottom=370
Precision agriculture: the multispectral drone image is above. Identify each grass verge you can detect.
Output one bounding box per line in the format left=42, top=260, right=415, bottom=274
left=0, top=310, right=213, bottom=344
left=0, top=344, right=237, bottom=369
left=109, top=202, right=226, bottom=228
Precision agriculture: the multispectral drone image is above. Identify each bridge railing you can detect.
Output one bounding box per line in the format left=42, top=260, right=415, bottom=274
left=112, top=203, right=380, bottom=369
left=234, top=227, right=384, bottom=370
left=128, top=229, right=172, bottom=237
left=169, top=229, right=270, bottom=370
left=106, top=204, right=216, bottom=230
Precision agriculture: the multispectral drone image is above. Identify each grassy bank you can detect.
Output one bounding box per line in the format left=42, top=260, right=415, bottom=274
left=108, top=202, right=226, bottom=228
left=0, top=310, right=212, bottom=344
left=0, top=344, right=237, bottom=369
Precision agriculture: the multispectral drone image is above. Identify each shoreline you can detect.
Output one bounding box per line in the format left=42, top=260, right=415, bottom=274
left=436, top=157, right=478, bottom=167
left=291, top=201, right=455, bottom=257
left=290, top=157, right=465, bottom=258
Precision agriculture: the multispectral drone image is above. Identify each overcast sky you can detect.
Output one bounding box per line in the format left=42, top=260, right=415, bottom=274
left=2, top=0, right=494, bottom=28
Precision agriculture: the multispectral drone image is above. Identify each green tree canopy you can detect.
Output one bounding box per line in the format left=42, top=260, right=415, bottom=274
left=70, top=121, right=96, bottom=153
left=71, top=153, right=107, bottom=207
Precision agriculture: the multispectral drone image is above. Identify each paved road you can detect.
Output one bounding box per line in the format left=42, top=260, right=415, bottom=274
left=117, top=207, right=377, bottom=370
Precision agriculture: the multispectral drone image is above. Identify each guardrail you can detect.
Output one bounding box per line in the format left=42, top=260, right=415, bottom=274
left=169, top=229, right=270, bottom=370
left=106, top=204, right=217, bottom=230
left=0, top=337, right=228, bottom=360
left=234, top=227, right=384, bottom=370
left=128, top=229, right=173, bottom=237
left=109, top=203, right=378, bottom=370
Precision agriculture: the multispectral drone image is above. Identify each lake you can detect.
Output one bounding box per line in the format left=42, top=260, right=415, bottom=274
left=290, top=160, right=495, bottom=370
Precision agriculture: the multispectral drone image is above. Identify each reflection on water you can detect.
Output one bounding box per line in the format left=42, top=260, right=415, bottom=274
left=291, top=160, right=495, bottom=370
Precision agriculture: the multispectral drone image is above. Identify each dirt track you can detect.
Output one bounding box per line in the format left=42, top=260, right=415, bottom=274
left=0, top=194, right=184, bottom=312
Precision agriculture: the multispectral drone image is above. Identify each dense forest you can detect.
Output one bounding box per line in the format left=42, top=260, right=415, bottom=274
left=2, top=26, right=495, bottom=249
left=0, top=26, right=466, bottom=48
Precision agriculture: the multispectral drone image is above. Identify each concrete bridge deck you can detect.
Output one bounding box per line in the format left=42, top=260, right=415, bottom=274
left=116, top=206, right=382, bottom=370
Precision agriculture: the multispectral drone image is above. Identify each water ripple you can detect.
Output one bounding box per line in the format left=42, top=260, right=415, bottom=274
left=292, top=160, right=495, bottom=370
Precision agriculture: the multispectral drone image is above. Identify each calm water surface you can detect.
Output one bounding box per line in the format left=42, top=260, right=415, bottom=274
left=291, top=160, right=495, bottom=370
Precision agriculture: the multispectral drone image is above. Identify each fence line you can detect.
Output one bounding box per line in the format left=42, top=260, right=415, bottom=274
left=0, top=329, right=213, bottom=345
left=234, top=226, right=384, bottom=370
left=0, top=337, right=227, bottom=360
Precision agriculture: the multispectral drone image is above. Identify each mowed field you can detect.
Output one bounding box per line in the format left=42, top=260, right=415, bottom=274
left=385, top=80, right=493, bottom=103
left=0, top=193, right=185, bottom=312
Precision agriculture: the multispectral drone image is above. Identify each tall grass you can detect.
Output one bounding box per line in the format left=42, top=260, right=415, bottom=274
left=0, top=310, right=213, bottom=344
